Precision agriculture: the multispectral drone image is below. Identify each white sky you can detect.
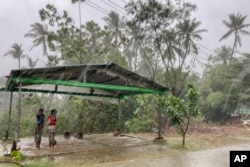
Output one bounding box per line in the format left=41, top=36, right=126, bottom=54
left=1, top=0, right=250, bottom=76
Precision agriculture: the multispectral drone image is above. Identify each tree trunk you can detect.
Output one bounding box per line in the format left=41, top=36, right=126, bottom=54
left=229, top=37, right=237, bottom=65
left=182, top=133, right=186, bottom=146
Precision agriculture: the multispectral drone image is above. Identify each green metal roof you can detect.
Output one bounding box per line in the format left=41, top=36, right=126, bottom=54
left=3, top=63, right=168, bottom=99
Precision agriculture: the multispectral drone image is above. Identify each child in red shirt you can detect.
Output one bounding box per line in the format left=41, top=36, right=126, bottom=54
left=48, top=109, right=57, bottom=148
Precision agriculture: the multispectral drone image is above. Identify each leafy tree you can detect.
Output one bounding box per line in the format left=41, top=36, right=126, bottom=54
left=95, top=103, right=118, bottom=133
left=60, top=97, right=122, bottom=134
left=200, top=62, right=240, bottom=122
left=125, top=94, right=158, bottom=133
left=230, top=53, right=250, bottom=114
left=71, top=0, right=85, bottom=39
left=125, top=0, right=206, bottom=97
left=79, top=21, right=107, bottom=64
left=106, top=48, right=128, bottom=68
left=39, top=4, right=75, bottom=65
left=165, top=84, right=199, bottom=146
left=39, top=4, right=108, bottom=65
left=219, top=12, right=250, bottom=64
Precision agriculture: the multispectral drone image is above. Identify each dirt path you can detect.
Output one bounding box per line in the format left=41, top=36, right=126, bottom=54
left=98, top=142, right=250, bottom=167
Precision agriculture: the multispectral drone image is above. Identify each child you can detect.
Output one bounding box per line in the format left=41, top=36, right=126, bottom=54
left=48, top=109, right=57, bottom=148
left=35, top=108, right=45, bottom=149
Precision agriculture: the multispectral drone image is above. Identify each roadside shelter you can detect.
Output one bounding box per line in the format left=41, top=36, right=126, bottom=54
left=2, top=62, right=168, bottom=139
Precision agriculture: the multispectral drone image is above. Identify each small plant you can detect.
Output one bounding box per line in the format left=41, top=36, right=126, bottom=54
left=11, top=150, right=22, bottom=161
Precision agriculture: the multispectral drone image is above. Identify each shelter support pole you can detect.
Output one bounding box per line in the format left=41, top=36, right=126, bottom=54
left=156, top=105, right=163, bottom=139
left=5, top=91, right=13, bottom=140
left=114, top=98, right=122, bottom=136
left=118, top=98, right=121, bottom=132
left=16, top=82, right=22, bottom=141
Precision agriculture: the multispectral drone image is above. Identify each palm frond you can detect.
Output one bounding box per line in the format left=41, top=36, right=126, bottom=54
left=219, top=30, right=233, bottom=41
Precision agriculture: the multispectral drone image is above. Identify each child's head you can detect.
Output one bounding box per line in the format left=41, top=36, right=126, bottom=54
left=51, top=109, right=57, bottom=115
left=38, top=108, right=44, bottom=114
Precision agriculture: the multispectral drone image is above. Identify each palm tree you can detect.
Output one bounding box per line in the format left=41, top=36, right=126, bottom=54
left=209, top=46, right=232, bottom=65
left=125, top=24, right=143, bottom=72
left=219, top=12, right=250, bottom=65
left=176, top=18, right=207, bottom=58
left=4, top=43, right=26, bottom=140
left=4, top=43, right=26, bottom=69
left=103, top=11, right=126, bottom=47
left=172, top=19, right=206, bottom=96
left=27, top=56, right=38, bottom=68
left=24, top=23, right=49, bottom=58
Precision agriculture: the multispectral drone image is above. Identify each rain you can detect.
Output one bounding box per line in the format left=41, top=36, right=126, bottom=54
left=1, top=0, right=250, bottom=166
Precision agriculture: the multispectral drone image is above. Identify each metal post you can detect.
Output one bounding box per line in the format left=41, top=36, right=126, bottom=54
left=118, top=98, right=121, bottom=132
left=6, top=91, right=13, bottom=139
left=16, top=82, right=22, bottom=141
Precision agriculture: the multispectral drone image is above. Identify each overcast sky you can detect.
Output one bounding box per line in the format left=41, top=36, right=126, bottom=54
left=1, top=0, right=250, bottom=77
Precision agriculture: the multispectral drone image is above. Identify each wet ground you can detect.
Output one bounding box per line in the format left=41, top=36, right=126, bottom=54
left=1, top=133, right=152, bottom=157
left=1, top=131, right=250, bottom=167
left=99, top=142, right=250, bottom=167
left=1, top=133, right=180, bottom=166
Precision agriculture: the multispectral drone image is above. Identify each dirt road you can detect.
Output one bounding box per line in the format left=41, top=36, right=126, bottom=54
left=98, top=142, right=250, bottom=167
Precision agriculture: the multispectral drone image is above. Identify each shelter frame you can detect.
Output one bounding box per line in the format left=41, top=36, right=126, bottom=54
left=2, top=63, right=168, bottom=140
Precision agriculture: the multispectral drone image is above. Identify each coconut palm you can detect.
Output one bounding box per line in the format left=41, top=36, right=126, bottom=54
left=176, top=18, right=207, bottom=57
left=209, top=46, right=232, bottom=65
left=219, top=12, right=250, bottom=64
left=4, top=43, right=26, bottom=140
left=4, top=43, right=27, bottom=69
left=103, top=11, right=126, bottom=47
left=27, top=56, right=38, bottom=68
left=24, top=23, right=49, bottom=58
left=124, top=24, right=143, bottom=71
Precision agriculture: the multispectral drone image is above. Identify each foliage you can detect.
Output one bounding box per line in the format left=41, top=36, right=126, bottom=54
left=103, top=10, right=127, bottom=47
left=38, top=4, right=109, bottom=65
left=60, top=97, right=121, bottom=134
left=200, top=54, right=247, bottom=122
left=165, top=84, right=199, bottom=146
left=0, top=110, right=10, bottom=138
left=219, top=12, right=250, bottom=64
left=24, top=23, right=49, bottom=65
left=11, top=150, right=22, bottom=161
left=125, top=94, right=158, bottom=132
left=208, top=45, right=232, bottom=65
left=3, top=0, right=250, bottom=143
left=106, top=48, right=128, bottom=69
left=125, top=0, right=206, bottom=97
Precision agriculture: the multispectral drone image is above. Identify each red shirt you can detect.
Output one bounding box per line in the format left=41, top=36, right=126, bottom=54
left=48, top=115, right=57, bottom=126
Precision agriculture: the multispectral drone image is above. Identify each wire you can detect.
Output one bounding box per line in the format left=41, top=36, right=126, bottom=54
left=197, top=43, right=214, bottom=53
left=121, top=0, right=127, bottom=4
left=108, top=0, right=126, bottom=11
left=86, top=0, right=109, bottom=15
left=102, top=0, right=127, bottom=15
